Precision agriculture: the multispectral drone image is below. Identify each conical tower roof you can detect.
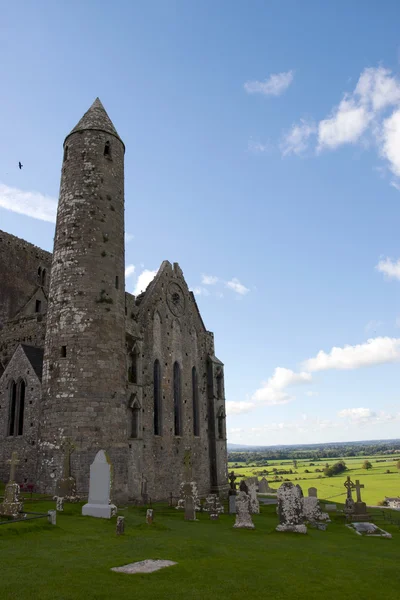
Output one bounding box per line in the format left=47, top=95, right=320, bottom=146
left=65, top=98, right=124, bottom=147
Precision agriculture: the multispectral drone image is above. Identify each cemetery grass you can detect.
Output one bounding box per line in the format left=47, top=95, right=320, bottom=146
left=228, top=454, right=400, bottom=505
left=1, top=499, right=400, bottom=600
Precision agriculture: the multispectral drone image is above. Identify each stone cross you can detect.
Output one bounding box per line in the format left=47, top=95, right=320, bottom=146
left=183, top=448, right=192, bottom=481
left=354, top=480, right=365, bottom=503
left=7, top=452, right=20, bottom=483
left=61, top=439, right=75, bottom=478
left=228, top=471, right=237, bottom=492
left=344, top=476, right=354, bottom=499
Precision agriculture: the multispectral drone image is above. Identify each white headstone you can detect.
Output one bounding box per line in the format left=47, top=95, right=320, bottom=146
left=247, top=482, right=260, bottom=514
left=276, top=482, right=307, bottom=534
left=82, top=450, right=117, bottom=519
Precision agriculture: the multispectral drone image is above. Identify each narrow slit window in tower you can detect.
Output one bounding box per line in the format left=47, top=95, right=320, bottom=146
left=104, top=141, right=111, bottom=158
left=217, top=408, right=226, bottom=440
left=37, top=267, right=42, bottom=282
left=8, top=381, right=17, bottom=436
left=192, top=366, right=199, bottom=436
left=63, top=146, right=68, bottom=161
left=35, top=299, right=42, bottom=313
left=216, top=368, right=223, bottom=399
left=60, top=346, right=67, bottom=358
left=173, top=361, right=182, bottom=436
left=41, top=269, right=46, bottom=286
left=153, top=359, right=162, bottom=435
left=129, top=346, right=139, bottom=384
left=115, top=275, right=119, bottom=289
left=17, top=380, right=26, bottom=436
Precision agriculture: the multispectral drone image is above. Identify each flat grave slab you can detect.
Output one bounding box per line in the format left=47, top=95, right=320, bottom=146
left=111, top=560, right=177, bottom=574
left=346, top=522, right=392, bottom=538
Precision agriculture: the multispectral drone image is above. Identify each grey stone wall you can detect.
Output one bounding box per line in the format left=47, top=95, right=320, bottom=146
left=0, top=346, right=40, bottom=483
left=39, top=120, right=128, bottom=503
left=0, top=230, right=51, bottom=328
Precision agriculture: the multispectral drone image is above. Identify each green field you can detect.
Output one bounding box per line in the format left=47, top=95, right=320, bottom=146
left=0, top=497, right=399, bottom=600
left=229, top=454, right=400, bottom=505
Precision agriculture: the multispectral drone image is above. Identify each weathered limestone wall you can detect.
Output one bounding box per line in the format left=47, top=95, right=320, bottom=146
left=39, top=121, right=128, bottom=503
left=0, top=231, right=51, bottom=328
left=0, top=315, right=47, bottom=371
left=0, top=346, right=40, bottom=483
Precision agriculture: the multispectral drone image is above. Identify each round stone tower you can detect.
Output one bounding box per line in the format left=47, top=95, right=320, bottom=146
left=39, top=99, right=128, bottom=503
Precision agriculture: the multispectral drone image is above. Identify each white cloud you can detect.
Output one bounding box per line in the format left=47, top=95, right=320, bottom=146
left=338, top=407, right=375, bottom=421
left=318, top=97, right=371, bottom=150
left=225, top=277, right=249, bottom=295
left=355, top=66, right=400, bottom=111
left=125, top=264, right=136, bottom=278
left=226, top=401, right=256, bottom=415
left=338, top=407, right=400, bottom=425
left=133, top=269, right=157, bottom=295
left=0, top=182, right=57, bottom=223
left=201, top=274, right=218, bottom=285
left=252, top=367, right=312, bottom=406
left=244, top=71, right=294, bottom=97
left=303, top=337, right=400, bottom=372
left=365, top=319, right=384, bottom=333
left=376, top=257, right=400, bottom=280
left=125, top=232, right=134, bottom=243
left=247, top=139, right=270, bottom=154
left=193, top=286, right=210, bottom=296
left=380, top=109, right=400, bottom=177
left=281, top=119, right=316, bottom=156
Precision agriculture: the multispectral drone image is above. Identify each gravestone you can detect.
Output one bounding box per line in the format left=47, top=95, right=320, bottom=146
left=348, top=522, right=392, bottom=538
left=233, top=491, right=254, bottom=529
left=259, top=477, right=276, bottom=494
left=56, top=497, right=64, bottom=512
left=146, top=509, right=154, bottom=524
left=116, top=516, right=125, bottom=535
left=141, top=475, right=149, bottom=504
left=176, top=481, right=200, bottom=511
left=308, top=487, right=317, bottom=498
left=239, top=480, right=249, bottom=494
left=48, top=510, right=57, bottom=525
left=276, top=482, right=307, bottom=534
left=204, top=494, right=224, bottom=519
left=352, top=479, right=369, bottom=521
left=55, top=439, right=79, bottom=502
left=0, top=452, right=25, bottom=519
left=247, top=482, right=260, bottom=514
left=303, top=496, right=329, bottom=524
left=229, top=495, right=237, bottom=514
left=82, top=450, right=117, bottom=519
left=228, top=471, right=237, bottom=514
left=184, top=488, right=196, bottom=521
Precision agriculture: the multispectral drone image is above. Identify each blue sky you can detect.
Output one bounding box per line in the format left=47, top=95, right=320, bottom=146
left=1, top=1, right=400, bottom=445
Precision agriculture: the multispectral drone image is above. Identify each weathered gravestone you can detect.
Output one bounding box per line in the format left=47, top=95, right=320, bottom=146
left=146, top=509, right=154, bottom=524
left=184, top=487, right=197, bottom=521
left=56, top=496, right=64, bottom=512
left=0, top=452, right=25, bottom=519
left=228, top=471, right=237, bottom=514
left=276, top=482, right=307, bottom=534
left=303, top=496, right=329, bottom=524
left=308, top=487, right=318, bottom=498
left=55, top=439, right=79, bottom=502
left=176, top=448, right=200, bottom=511
left=82, top=450, right=117, bottom=519
left=116, top=516, right=125, bottom=535
left=352, top=479, right=369, bottom=521
left=247, top=482, right=260, bottom=514
left=233, top=490, right=255, bottom=529
left=258, top=477, right=276, bottom=494
left=204, top=494, right=224, bottom=519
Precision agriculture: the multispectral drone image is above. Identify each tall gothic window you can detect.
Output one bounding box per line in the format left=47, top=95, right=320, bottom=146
left=17, top=380, right=25, bottom=436
left=8, top=381, right=17, bottom=436
left=173, top=361, right=182, bottom=436
left=129, top=395, right=141, bottom=439
left=217, top=407, right=226, bottom=440
left=216, top=368, right=223, bottom=399
left=153, top=359, right=162, bottom=435
left=192, top=366, right=199, bottom=437
left=129, top=346, right=139, bottom=384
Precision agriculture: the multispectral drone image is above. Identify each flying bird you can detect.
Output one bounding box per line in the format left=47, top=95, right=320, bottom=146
left=18, top=162, right=23, bottom=169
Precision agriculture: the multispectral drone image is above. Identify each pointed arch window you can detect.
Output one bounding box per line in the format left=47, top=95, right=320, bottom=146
left=192, top=366, right=200, bottom=437
left=173, top=361, right=182, bottom=436
left=129, top=345, right=139, bottom=384
left=8, top=381, right=17, bottom=436
left=129, top=395, right=141, bottom=439
left=217, top=406, right=226, bottom=440
left=153, top=359, right=162, bottom=435
left=17, top=380, right=25, bottom=436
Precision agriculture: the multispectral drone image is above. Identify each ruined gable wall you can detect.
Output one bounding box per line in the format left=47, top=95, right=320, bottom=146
left=127, top=263, right=214, bottom=502
left=0, top=346, right=40, bottom=483
left=0, top=315, right=47, bottom=372
left=0, top=231, right=52, bottom=327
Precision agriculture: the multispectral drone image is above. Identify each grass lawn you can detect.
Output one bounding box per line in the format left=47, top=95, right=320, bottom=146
left=0, top=498, right=399, bottom=600
left=229, top=454, right=400, bottom=504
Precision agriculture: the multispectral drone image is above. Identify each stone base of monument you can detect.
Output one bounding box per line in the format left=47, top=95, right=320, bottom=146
left=0, top=483, right=25, bottom=519
left=229, top=495, right=236, bottom=514
left=347, top=522, right=392, bottom=538
left=276, top=523, right=307, bottom=534
left=82, top=503, right=117, bottom=519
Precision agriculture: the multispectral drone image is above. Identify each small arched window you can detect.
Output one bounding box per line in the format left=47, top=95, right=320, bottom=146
left=173, top=361, right=182, bottom=436
left=17, top=380, right=25, bottom=436
left=153, top=359, right=162, bottom=435
left=41, top=269, right=46, bottom=287
left=192, top=366, right=199, bottom=437
left=63, top=145, right=68, bottom=161
left=8, top=381, right=17, bottom=436
left=129, top=396, right=141, bottom=439
left=104, top=141, right=111, bottom=158
left=37, top=267, right=42, bottom=283
left=217, top=406, right=226, bottom=440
